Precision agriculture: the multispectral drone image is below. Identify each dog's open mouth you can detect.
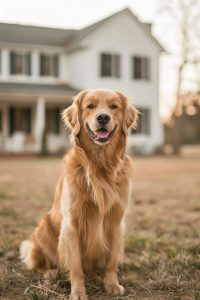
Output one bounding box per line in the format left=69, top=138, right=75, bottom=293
left=86, top=123, right=117, bottom=143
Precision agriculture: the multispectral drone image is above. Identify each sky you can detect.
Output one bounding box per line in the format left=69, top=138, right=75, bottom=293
left=0, top=0, right=159, bottom=28
left=0, top=0, right=182, bottom=118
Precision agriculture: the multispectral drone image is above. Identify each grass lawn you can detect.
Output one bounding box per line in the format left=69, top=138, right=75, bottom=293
left=0, top=155, right=200, bottom=300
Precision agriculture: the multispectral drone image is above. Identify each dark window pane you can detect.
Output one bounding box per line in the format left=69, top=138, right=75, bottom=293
left=15, top=54, right=22, bottom=74
left=40, top=54, right=44, bottom=75
left=53, top=55, right=59, bottom=77
left=26, top=53, right=31, bottom=76
left=133, top=56, right=142, bottom=79
left=113, top=55, right=120, bottom=78
left=142, top=57, right=150, bottom=80
left=101, top=53, right=112, bottom=76
left=10, top=52, right=14, bottom=74
left=10, top=51, right=31, bottom=75
left=40, top=54, right=50, bottom=76
left=100, top=53, right=120, bottom=78
left=40, top=54, right=59, bottom=77
left=10, top=52, right=17, bottom=74
left=146, top=57, right=150, bottom=80
left=132, top=56, right=150, bottom=80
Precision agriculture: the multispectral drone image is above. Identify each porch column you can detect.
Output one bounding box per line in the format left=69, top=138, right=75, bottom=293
left=34, top=97, right=45, bottom=152
left=32, top=50, right=39, bottom=79
left=2, top=104, right=9, bottom=150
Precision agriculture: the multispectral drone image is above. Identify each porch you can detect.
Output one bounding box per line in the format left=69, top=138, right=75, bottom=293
left=0, top=82, right=78, bottom=153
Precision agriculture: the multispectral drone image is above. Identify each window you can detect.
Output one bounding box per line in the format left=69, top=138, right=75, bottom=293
left=46, top=108, right=61, bottom=134
left=9, top=107, right=32, bottom=136
left=131, top=108, right=151, bottom=135
left=40, top=54, right=59, bottom=77
left=132, top=56, right=150, bottom=80
left=100, top=53, right=120, bottom=78
left=10, top=51, right=31, bottom=75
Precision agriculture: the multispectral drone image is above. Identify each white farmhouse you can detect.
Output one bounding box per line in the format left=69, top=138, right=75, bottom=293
left=0, top=8, right=164, bottom=154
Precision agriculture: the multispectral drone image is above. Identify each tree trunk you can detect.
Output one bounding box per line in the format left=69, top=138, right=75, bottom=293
left=171, top=62, right=186, bottom=155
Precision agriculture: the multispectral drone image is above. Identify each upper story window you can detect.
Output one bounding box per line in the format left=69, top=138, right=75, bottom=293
left=100, top=53, right=120, bottom=78
left=10, top=51, right=31, bottom=75
left=131, top=108, right=151, bottom=135
left=132, top=56, right=150, bottom=80
left=40, top=54, right=59, bottom=77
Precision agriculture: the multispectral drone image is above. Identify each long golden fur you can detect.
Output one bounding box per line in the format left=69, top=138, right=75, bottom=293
left=20, top=89, right=138, bottom=300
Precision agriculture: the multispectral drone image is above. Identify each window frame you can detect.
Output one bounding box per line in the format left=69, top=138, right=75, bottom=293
left=40, top=53, right=59, bottom=77
left=100, top=52, right=121, bottom=78
left=132, top=55, right=151, bottom=81
left=10, top=50, right=31, bottom=76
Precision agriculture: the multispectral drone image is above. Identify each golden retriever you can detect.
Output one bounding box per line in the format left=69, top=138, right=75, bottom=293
left=20, top=89, right=138, bottom=300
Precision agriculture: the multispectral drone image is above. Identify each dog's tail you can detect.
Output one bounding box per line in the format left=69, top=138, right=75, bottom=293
left=20, top=240, right=34, bottom=270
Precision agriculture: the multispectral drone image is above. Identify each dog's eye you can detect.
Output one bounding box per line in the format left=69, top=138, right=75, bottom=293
left=110, top=104, right=118, bottom=110
left=87, top=104, right=96, bottom=110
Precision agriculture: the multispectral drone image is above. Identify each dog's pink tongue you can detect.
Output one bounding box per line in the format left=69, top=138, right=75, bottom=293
left=96, top=130, right=109, bottom=139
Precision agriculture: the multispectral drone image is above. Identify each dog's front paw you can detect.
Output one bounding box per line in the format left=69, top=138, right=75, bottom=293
left=105, top=283, right=125, bottom=296
left=69, top=292, right=88, bottom=300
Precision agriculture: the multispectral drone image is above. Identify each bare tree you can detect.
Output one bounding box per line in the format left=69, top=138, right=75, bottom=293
left=159, top=0, right=200, bottom=153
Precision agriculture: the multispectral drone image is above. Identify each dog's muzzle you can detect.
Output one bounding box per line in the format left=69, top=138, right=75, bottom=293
left=86, top=123, right=117, bottom=144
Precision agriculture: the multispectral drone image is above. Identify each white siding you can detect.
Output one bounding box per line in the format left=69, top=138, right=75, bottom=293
left=66, top=11, right=164, bottom=152
left=0, top=10, right=164, bottom=153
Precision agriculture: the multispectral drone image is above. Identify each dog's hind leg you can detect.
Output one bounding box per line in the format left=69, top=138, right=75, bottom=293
left=20, top=240, right=34, bottom=270
left=20, top=213, right=59, bottom=273
left=20, top=239, right=48, bottom=273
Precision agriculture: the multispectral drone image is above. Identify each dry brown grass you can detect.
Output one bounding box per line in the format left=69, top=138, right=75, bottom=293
left=0, top=154, right=200, bottom=300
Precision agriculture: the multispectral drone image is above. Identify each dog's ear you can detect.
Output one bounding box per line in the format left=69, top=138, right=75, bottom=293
left=123, top=105, right=139, bottom=135
left=115, top=91, right=138, bottom=135
left=62, top=104, right=80, bottom=135
left=62, top=90, right=89, bottom=136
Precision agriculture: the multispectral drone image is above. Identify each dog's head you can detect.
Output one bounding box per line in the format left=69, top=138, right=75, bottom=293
left=62, top=90, right=138, bottom=146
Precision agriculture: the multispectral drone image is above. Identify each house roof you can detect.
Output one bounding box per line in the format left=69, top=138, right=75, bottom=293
left=0, top=7, right=165, bottom=51
left=0, top=23, right=75, bottom=46
left=0, top=82, right=79, bottom=97
left=67, top=8, right=165, bottom=52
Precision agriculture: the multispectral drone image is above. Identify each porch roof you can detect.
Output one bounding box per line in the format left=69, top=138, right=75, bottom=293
left=0, top=82, right=79, bottom=98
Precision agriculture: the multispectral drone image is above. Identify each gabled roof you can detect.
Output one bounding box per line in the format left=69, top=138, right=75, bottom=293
left=67, top=8, right=165, bottom=52
left=0, top=7, right=165, bottom=51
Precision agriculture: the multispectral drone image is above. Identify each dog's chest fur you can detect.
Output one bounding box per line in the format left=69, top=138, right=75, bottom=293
left=61, top=157, right=130, bottom=260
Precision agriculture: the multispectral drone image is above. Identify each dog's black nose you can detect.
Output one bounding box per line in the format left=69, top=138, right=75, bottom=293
left=96, top=114, right=110, bottom=125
